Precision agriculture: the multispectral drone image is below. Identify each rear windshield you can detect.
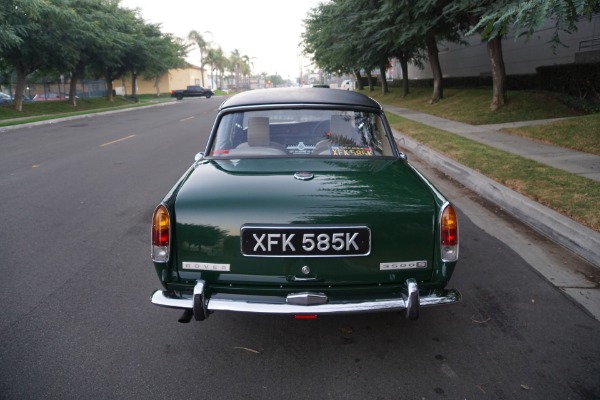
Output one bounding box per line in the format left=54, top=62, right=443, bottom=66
left=208, top=109, right=395, bottom=158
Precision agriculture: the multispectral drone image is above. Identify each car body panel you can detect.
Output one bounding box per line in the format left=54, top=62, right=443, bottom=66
left=171, top=158, right=438, bottom=286
left=32, top=93, right=68, bottom=101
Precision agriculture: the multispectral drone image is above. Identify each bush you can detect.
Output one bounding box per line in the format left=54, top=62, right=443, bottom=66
left=387, top=74, right=538, bottom=90
left=536, top=63, right=600, bottom=102
left=557, top=94, right=600, bottom=113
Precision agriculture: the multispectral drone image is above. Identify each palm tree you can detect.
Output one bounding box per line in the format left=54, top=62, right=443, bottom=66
left=228, top=49, right=243, bottom=89
left=229, top=50, right=253, bottom=89
left=241, top=55, right=253, bottom=88
left=204, top=47, right=228, bottom=89
left=187, top=30, right=211, bottom=86
left=205, top=46, right=226, bottom=89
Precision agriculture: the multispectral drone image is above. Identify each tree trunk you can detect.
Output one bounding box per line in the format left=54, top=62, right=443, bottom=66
left=351, top=70, right=361, bottom=90
left=200, top=49, right=205, bottom=86
left=426, top=34, right=443, bottom=104
left=154, top=76, right=161, bottom=96
left=13, top=64, right=29, bottom=112
left=106, top=70, right=114, bottom=102
left=398, top=52, right=410, bottom=97
left=131, top=70, right=138, bottom=101
left=68, top=74, right=77, bottom=107
left=366, top=71, right=374, bottom=91
left=380, top=64, right=389, bottom=94
left=487, top=36, right=508, bottom=110
left=69, top=61, right=85, bottom=107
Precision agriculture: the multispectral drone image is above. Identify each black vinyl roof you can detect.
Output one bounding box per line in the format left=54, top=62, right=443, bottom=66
left=219, top=87, right=383, bottom=111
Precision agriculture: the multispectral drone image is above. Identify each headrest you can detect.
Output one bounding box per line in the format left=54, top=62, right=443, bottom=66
left=330, top=115, right=356, bottom=139
left=247, top=117, right=270, bottom=146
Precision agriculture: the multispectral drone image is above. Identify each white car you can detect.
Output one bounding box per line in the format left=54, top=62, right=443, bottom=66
left=340, top=80, right=352, bottom=90
left=0, top=92, right=13, bottom=104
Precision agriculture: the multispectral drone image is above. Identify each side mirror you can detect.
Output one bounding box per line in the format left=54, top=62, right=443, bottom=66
left=194, top=152, right=204, bottom=162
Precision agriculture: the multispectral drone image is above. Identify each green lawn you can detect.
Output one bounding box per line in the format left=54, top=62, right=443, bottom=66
left=503, top=113, right=600, bottom=156
left=0, top=94, right=174, bottom=127
left=363, top=87, right=584, bottom=125
left=366, top=86, right=600, bottom=156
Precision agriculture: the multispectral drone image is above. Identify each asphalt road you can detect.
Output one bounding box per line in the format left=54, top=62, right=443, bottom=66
left=0, top=99, right=598, bottom=399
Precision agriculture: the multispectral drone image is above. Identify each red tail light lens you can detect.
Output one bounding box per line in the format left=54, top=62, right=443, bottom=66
left=441, top=204, right=459, bottom=261
left=152, top=204, right=170, bottom=262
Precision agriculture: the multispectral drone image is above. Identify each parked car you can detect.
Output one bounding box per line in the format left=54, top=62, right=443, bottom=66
left=170, top=85, right=214, bottom=100
left=340, top=79, right=352, bottom=90
left=150, top=88, right=460, bottom=323
left=0, top=93, right=33, bottom=104
left=311, top=84, right=330, bottom=88
left=33, top=93, right=68, bottom=101
left=0, top=92, right=12, bottom=104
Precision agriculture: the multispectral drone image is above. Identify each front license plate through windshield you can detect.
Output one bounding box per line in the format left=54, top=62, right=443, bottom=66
left=241, top=225, right=371, bottom=257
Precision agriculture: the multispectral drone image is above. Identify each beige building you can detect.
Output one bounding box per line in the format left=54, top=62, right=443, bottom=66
left=113, top=63, right=207, bottom=96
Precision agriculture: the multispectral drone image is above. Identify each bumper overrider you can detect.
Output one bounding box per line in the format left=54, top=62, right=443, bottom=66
left=151, top=278, right=461, bottom=322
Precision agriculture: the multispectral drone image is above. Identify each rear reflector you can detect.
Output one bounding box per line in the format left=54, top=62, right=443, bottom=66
left=295, top=315, right=318, bottom=319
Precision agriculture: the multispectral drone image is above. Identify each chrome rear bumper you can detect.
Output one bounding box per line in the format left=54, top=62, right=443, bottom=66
left=151, top=279, right=461, bottom=321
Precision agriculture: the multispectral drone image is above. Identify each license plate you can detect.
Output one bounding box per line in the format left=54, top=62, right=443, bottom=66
left=241, top=225, right=371, bottom=257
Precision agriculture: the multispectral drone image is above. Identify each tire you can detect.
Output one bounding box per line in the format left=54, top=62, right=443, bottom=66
left=206, top=93, right=212, bottom=99
left=176, top=93, right=183, bottom=100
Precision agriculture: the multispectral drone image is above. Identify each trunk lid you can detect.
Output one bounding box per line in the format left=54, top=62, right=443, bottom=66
left=173, top=158, right=437, bottom=286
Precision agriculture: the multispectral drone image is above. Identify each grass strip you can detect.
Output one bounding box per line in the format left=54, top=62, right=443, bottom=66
left=502, top=113, right=600, bottom=156
left=363, top=87, right=582, bottom=125
left=368, top=87, right=597, bottom=155
left=387, top=113, right=600, bottom=233
left=0, top=95, right=175, bottom=126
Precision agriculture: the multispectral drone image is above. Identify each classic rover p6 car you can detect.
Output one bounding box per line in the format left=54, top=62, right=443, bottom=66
left=151, top=88, right=460, bottom=323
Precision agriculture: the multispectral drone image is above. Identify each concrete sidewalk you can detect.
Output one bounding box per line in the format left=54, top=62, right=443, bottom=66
left=385, top=105, right=600, bottom=270
left=385, top=105, right=600, bottom=182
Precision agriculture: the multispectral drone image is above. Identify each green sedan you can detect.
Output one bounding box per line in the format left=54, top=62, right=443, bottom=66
left=151, top=87, right=460, bottom=323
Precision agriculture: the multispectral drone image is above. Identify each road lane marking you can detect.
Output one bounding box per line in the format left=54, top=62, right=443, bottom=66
left=180, top=116, right=195, bottom=122
left=100, top=134, right=136, bottom=147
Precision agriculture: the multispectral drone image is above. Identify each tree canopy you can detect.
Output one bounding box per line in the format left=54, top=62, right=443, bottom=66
left=0, top=0, right=188, bottom=110
left=302, top=0, right=600, bottom=108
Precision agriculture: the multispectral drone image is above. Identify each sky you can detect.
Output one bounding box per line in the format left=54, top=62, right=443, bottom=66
left=119, top=0, right=323, bottom=80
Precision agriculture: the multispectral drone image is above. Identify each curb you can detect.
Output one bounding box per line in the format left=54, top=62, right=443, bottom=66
left=393, top=129, right=600, bottom=269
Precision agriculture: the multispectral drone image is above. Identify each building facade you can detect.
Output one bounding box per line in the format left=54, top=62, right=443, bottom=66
left=114, top=63, right=207, bottom=96
left=389, top=13, right=600, bottom=80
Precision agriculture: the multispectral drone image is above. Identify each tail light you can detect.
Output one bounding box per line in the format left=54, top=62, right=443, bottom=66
left=440, top=204, right=458, bottom=262
left=152, top=204, right=170, bottom=262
